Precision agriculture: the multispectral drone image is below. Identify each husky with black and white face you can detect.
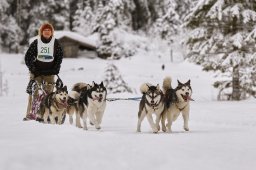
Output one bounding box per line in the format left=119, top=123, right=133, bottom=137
left=137, top=83, right=165, bottom=133
left=37, top=86, right=68, bottom=124
left=68, top=81, right=107, bottom=130
left=162, top=76, right=194, bottom=133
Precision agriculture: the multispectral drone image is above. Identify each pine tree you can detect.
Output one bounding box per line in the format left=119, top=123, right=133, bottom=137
left=0, top=0, right=9, bottom=50
left=150, top=0, right=180, bottom=42
left=2, top=16, right=23, bottom=53
left=0, top=1, right=23, bottom=53
left=95, top=0, right=123, bottom=59
left=131, top=0, right=151, bottom=31
left=23, top=0, right=70, bottom=39
left=72, top=1, right=94, bottom=36
left=174, top=0, right=198, bottom=21
left=185, top=0, right=256, bottom=100
left=103, top=63, right=133, bottom=94
left=47, top=0, right=70, bottom=30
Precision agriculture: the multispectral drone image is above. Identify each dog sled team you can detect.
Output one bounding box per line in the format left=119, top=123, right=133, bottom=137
left=24, top=22, right=194, bottom=133
left=24, top=75, right=193, bottom=133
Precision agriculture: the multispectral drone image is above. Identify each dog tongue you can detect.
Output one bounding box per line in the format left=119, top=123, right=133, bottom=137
left=61, top=100, right=68, bottom=107
left=187, top=96, right=194, bottom=101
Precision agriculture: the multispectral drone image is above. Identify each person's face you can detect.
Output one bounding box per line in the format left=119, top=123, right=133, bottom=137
left=42, top=28, right=52, bottom=39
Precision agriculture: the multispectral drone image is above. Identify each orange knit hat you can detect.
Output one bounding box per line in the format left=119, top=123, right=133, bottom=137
left=39, top=23, right=54, bottom=36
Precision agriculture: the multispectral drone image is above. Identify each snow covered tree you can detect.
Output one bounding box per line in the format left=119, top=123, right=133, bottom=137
left=47, top=0, right=70, bottom=30
left=95, top=0, right=124, bottom=59
left=1, top=16, right=23, bottom=53
left=0, top=1, right=23, bottom=52
left=175, top=0, right=198, bottom=21
left=103, top=63, right=133, bottom=94
left=17, top=0, right=70, bottom=40
left=185, top=0, right=256, bottom=100
left=150, top=0, right=180, bottom=42
left=72, top=1, right=94, bottom=36
left=131, top=0, right=151, bottom=31
left=28, top=0, right=69, bottom=34
left=0, top=0, right=9, bottom=50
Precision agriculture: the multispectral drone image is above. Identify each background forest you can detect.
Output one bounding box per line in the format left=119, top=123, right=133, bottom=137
left=0, top=0, right=256, bottom=100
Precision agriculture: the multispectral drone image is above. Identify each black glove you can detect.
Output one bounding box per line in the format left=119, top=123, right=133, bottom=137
left=29, top=65, right=36, bottom=73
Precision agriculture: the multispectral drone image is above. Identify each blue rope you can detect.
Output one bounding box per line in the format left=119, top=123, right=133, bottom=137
left=107, top=97, right=141, bottom=102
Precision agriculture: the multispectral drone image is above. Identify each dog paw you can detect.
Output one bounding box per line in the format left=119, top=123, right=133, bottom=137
left=136, top=129, right=141, bottom=133
left=83, top=126, right=88, bottom=130
left=184, top=127, right=189, bottom=131
left=76, top=125, right=83, bottom=128
left=162, top=127, right=167, bottom=132
left=152, top=127, right=158, bottom=133
left=90, top=121, right=94, bottom=125
left=157, top=125, right=160, bottom=131
left=95, top=125, right=101, bottom=130
left=167, top=129, right=172, bottom=133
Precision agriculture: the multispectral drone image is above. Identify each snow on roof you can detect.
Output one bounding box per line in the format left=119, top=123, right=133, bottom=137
left=29, top=31, right=98, bottom=47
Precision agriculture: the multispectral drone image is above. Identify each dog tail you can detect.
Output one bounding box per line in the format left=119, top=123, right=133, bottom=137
left=69, top=91, right=80, bottom=100
left=72, top=83, right=89, bottom=93
left=140, top=83, right=150, bottom=94
left=163, top=76, right=172, bottom=93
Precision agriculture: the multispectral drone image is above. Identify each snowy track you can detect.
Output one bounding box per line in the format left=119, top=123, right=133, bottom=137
left=0, top=54, right=255, bottom=170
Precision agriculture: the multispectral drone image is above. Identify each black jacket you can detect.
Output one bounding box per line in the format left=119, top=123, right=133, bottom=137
left=25, top=36, right=63, bottom=77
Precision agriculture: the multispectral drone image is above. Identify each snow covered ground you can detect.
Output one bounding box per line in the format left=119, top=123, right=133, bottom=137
left=0, top=52, right=255, bottom=170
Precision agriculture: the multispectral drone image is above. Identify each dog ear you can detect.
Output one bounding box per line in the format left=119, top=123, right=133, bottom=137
left=92, top=81, right=95, bottom=87
left=86, top=84, right=92, bottom=89
left=177, top=80, right=182, bottom=86
left=156, top=84, right=160, bottom=90
left=63, top=85, right=68, bottom=92
left=100, top=81, right=104, bottom=86
left=185, top=80, right=191, bottom=85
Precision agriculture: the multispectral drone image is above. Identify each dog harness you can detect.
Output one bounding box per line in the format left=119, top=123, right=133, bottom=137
left=37, top=36, right=55, bottom=62
left=175, top=103, right=187, bottom=111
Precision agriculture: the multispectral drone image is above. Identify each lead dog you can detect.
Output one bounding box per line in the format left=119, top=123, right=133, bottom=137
left=67, top=82, right=107, bottom=130
left=162, top=76, right=194, bottom=133
left=137, top=83, right=165, bottom=133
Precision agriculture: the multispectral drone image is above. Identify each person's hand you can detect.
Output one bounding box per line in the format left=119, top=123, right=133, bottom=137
left=30, top=65, right=36, bottom=73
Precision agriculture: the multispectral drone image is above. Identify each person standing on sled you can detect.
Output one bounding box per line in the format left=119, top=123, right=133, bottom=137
left=24, top=23, right=63, bottom=120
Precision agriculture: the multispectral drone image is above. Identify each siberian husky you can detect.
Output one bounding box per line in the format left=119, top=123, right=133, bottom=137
left=162, top=76, right=194, bottom=133
left=67, top=82, right=107, bottom=130
left=36, top=86, right=68, bottom=124
left=137, top=83, right=165, bottom=133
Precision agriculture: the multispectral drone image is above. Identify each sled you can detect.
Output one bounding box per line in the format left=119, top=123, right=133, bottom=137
left=23, top=76, right=66, bottom=124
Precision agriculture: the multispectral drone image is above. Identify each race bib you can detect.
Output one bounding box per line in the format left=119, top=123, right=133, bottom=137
left=37, top=36, right=55, bottom=62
